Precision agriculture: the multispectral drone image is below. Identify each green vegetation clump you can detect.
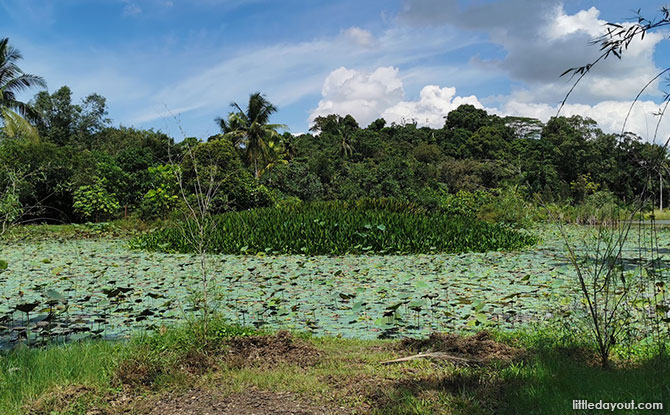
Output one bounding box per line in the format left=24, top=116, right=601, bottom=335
left=131, top=201, right=536, bottom=255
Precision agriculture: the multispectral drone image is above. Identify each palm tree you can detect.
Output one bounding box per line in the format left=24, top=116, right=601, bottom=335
left=216, top=92, right=286, bottom=179
left=0, top=38, right=46, bottom=138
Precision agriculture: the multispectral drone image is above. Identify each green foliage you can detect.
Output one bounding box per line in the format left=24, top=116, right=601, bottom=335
left=548, top=190, right=629, bottom=225
left=180, top=137, right=274, bottom=213
left=33, top=86, right=111, bottom=147
left=139, top=165, right=179, bottom=219
left=0, top=184, right=22, bottom=229
left=72, top=179, right=120, bottom=222
left=3, top=75, right=670, bottom=225
left=132, top=201, right=536, bottom=255
left=261, top=163, right=324, bottom=201
left=478, top=188, right=537, bottom=227
left=440, top=190, right=494, bottom=217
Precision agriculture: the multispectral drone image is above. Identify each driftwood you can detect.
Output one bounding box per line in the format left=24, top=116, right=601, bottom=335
left=380, top=352, right=482, bottom=365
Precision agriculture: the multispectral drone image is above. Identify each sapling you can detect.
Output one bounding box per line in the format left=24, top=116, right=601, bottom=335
left=555, top=5, right=670, bottom=365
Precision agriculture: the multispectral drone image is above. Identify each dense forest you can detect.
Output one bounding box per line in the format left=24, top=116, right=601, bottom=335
left=1, top=83, right=667, bottom=225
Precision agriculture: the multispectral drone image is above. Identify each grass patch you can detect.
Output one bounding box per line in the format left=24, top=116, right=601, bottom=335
left=645, top=209, right=670, bottom=221
left=4, top=320, right=668, bottom=415
left=131, top=201, right=537, bottom=255
left=0, top=341, right=123, bottom=415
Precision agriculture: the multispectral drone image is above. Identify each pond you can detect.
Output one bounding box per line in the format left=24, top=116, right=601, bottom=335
left=0, top=225, right=667, bottom=347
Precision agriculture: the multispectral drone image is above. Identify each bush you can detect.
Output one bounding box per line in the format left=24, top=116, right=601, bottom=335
left=261, top=163, right=324, bottom=201
left=478, top=188, right=537, bottom=228
left=139, top=165, right=179, bottom=220
left=540, top=191, right=630, bottom=225
left=131, top=200, right=537, bottom=255
left=440, top=190, right=494, bottom=217
left=574, top=191, right=627, bottom=225
left=72, top=179, right=120, bottom=222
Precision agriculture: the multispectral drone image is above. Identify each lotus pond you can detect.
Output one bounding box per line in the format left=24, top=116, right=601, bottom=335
left=1, top=225, right=668, bottom=347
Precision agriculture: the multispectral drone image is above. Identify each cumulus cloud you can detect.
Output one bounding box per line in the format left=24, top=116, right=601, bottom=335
left=310, top=67, right=403, bottom=126
left=382, top=86, right=483, bottom=128
left=546, top=6, right=603, bottom=38
left=393, top=0, right=669, bottom=141
left=499, top=99, right=670, bottom=143
left=133, top=24, right=471, bottom=127
left=310, top=66, right=484, bottom=128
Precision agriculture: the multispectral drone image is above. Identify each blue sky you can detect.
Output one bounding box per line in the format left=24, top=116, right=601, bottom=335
left=2, top=0, right=670, bottom=140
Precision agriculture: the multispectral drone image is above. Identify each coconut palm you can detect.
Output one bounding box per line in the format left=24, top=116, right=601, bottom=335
left=0, top=38, right=46, bottom=138
left=216, top=92, right=287, bottom=179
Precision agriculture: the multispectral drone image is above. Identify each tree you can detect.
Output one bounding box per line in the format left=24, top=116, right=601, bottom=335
left=310, top=114, right=359, bottom=158
left=33, top=86, right=79, bottom=145
left=0, top=38, right=46, bottom=139
left=33, top=86, right=111, bottom=147
left=443, top=104, right=490, bottom=132
left=216, top=92, right=286, bottom=179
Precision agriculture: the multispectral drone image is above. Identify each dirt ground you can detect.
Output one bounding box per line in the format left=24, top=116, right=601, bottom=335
left=223, top=330, right=322, bottom=369
left=399, top=330, right=524, bottom=364
left=134, top=387, right=349, bottom=415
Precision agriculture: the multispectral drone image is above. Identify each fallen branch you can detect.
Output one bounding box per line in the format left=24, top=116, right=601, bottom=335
left=380, top=352, right=481, bottom=365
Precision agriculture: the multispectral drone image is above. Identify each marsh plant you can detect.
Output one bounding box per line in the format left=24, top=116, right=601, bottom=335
left=132, top=201, right=537, bottom=255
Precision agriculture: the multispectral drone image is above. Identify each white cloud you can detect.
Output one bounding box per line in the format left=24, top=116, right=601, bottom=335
left=131, top=24, right=472, bottom=127
left=546, top=6, right=604, bottom=38
left=342, top=27, right=377, bottom=48
left=310, top=66, right=484, bottom=128
left=382, top=86, right=483, bottom=128
left=402, top=1, right=665, bottom=104
left=310, top=66, right=403, bottom=126
left=310, top=65, right=670, bottom=142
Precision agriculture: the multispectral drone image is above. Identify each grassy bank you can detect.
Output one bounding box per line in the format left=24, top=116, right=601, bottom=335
left=2, top=320, right=667, bottom=415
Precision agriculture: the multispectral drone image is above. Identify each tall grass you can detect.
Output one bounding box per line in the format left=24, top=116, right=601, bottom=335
left=0, top=342, right=123, bottom=415
left=131, top=201, right=537, bottom=255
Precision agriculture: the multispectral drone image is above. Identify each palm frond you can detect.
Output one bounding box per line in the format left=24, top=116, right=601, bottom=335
left=0, top=38, right=46, bottom=126
left=3, top=74, right=46, bottom=94
left=1, top=107, right=39, bottom=141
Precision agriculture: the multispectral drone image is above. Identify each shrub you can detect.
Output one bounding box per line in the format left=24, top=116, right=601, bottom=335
left=478, top=188, right=537, bottom=227
left=72, top=179, right=120, bottom=222
left=139, top=165, right=179, bottom=220
left=179, top=138, right=274, bottom=213
left=261, top=163, right=324, bottom=201
left=440, top=190, right=493, bottom=218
